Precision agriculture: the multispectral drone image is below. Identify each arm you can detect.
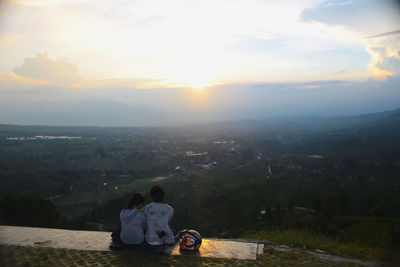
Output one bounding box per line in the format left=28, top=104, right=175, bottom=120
left=168, top=206, right=174, bottom=223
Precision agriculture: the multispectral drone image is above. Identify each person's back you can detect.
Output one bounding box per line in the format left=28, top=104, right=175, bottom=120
left=144, top=185, right=175, bottom=245
left=120, top=192, right=146, bottom=245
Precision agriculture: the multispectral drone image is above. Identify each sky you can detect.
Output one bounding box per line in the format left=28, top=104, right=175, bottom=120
left=0, top=0, right=400, bottom=126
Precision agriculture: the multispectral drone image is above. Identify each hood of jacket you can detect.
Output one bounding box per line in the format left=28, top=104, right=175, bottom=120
left=145, top=203, right=170, bottom=217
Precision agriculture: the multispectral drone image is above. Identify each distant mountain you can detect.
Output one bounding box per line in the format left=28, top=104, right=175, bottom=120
left=262, top=107, right=400, bottom=131
left=0, top=107, right=399, bottom=135
left=173, top=107, right=400, bottom=134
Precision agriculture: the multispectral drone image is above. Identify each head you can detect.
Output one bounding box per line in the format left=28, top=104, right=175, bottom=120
left=125, top=192, right=145, bottom=210
left=150, top=185, right=165, bottom=203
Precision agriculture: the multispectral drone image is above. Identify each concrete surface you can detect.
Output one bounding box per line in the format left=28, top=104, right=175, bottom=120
left=0, top=225, right=263, bottom=260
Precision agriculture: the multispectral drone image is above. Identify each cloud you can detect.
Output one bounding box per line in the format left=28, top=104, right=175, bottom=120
left=0, top=35, right=18, bottom=48
left=5, top=0, right=95, bottom=7
left=302, top=84, right=321, bottom=89
left=301, top=0, right=400, bottom=35
left=13, top=52, right=81, bottom=86
left=0, top=72, right=49, bottom=90
left=302, top=1, right=400, bottom=80
left=366, top=30, right=400, bottom=39
left=326, top=1, right=353, bottom=7
left=77, top=77, right=167, bottom=89
left=365, top=30, right=400, bottom=79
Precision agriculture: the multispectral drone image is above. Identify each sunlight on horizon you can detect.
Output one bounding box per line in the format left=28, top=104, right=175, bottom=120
left=191, top=82, right=213, bottom=91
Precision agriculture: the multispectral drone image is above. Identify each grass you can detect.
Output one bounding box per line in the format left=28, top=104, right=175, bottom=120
left=336, top=217, right=400, bottom=248
left=242, top=229, right=396, bottom=262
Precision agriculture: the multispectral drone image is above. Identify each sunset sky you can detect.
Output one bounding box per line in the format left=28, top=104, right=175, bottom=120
left=0, top=0, right=400, bottom=126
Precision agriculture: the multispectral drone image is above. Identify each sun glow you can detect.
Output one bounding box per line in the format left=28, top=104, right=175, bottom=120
left=190, top=81, right=214, bottom=90
left=168, top=55, right=216, bottom=90
left=164, top=76, right=214, bottom=90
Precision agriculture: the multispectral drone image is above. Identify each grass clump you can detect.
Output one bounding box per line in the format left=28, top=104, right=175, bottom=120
left=243, top=229, right=394, bottom=261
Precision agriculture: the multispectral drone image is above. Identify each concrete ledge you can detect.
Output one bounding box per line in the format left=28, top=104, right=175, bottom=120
left=0, top=226, right=263, bottom=260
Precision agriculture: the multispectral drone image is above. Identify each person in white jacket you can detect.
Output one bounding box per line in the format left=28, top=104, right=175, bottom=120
left=144, top=185, right=175, bottom=245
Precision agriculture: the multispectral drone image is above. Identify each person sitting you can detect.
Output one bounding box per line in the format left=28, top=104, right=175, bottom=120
left=119, top=192, right=146, bottom=245
left=144, top=185, right=175, bottom=245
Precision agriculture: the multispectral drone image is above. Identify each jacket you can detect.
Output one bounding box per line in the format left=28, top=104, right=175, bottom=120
left=120, top=209, right=146, bottom=245
left=144, top=202, right=174, bottom=245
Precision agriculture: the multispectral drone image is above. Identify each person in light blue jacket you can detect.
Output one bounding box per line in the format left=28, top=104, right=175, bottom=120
left=120, top=192, right=146, bottom=245
left=144, top=185, right=175, bottom=245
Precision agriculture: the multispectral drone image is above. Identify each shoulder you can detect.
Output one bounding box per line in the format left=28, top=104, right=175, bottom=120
left=120, top=209, right=131, bottom=218
left=143, top=203, right=152, bottom=212
left=137, top=210, right=146, bottom=218
left=159, top=203, right=173, bottom=210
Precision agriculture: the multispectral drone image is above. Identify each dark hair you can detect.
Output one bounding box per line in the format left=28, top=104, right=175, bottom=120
left=150, top=185, right=165, bottom=203
left=125, top=192, right=145, bottom=209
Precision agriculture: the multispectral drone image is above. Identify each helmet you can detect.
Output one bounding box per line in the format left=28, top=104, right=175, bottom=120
left=179, top=229, right=202, bottom=251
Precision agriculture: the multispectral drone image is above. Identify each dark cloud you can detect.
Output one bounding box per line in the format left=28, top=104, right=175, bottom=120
left=366, top=30, right=400, bottom=39
left=13, top=52, right=81, bottom=85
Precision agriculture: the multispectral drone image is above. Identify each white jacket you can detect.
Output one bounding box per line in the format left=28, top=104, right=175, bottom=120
left=144, top=202, right=174, bottom=245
